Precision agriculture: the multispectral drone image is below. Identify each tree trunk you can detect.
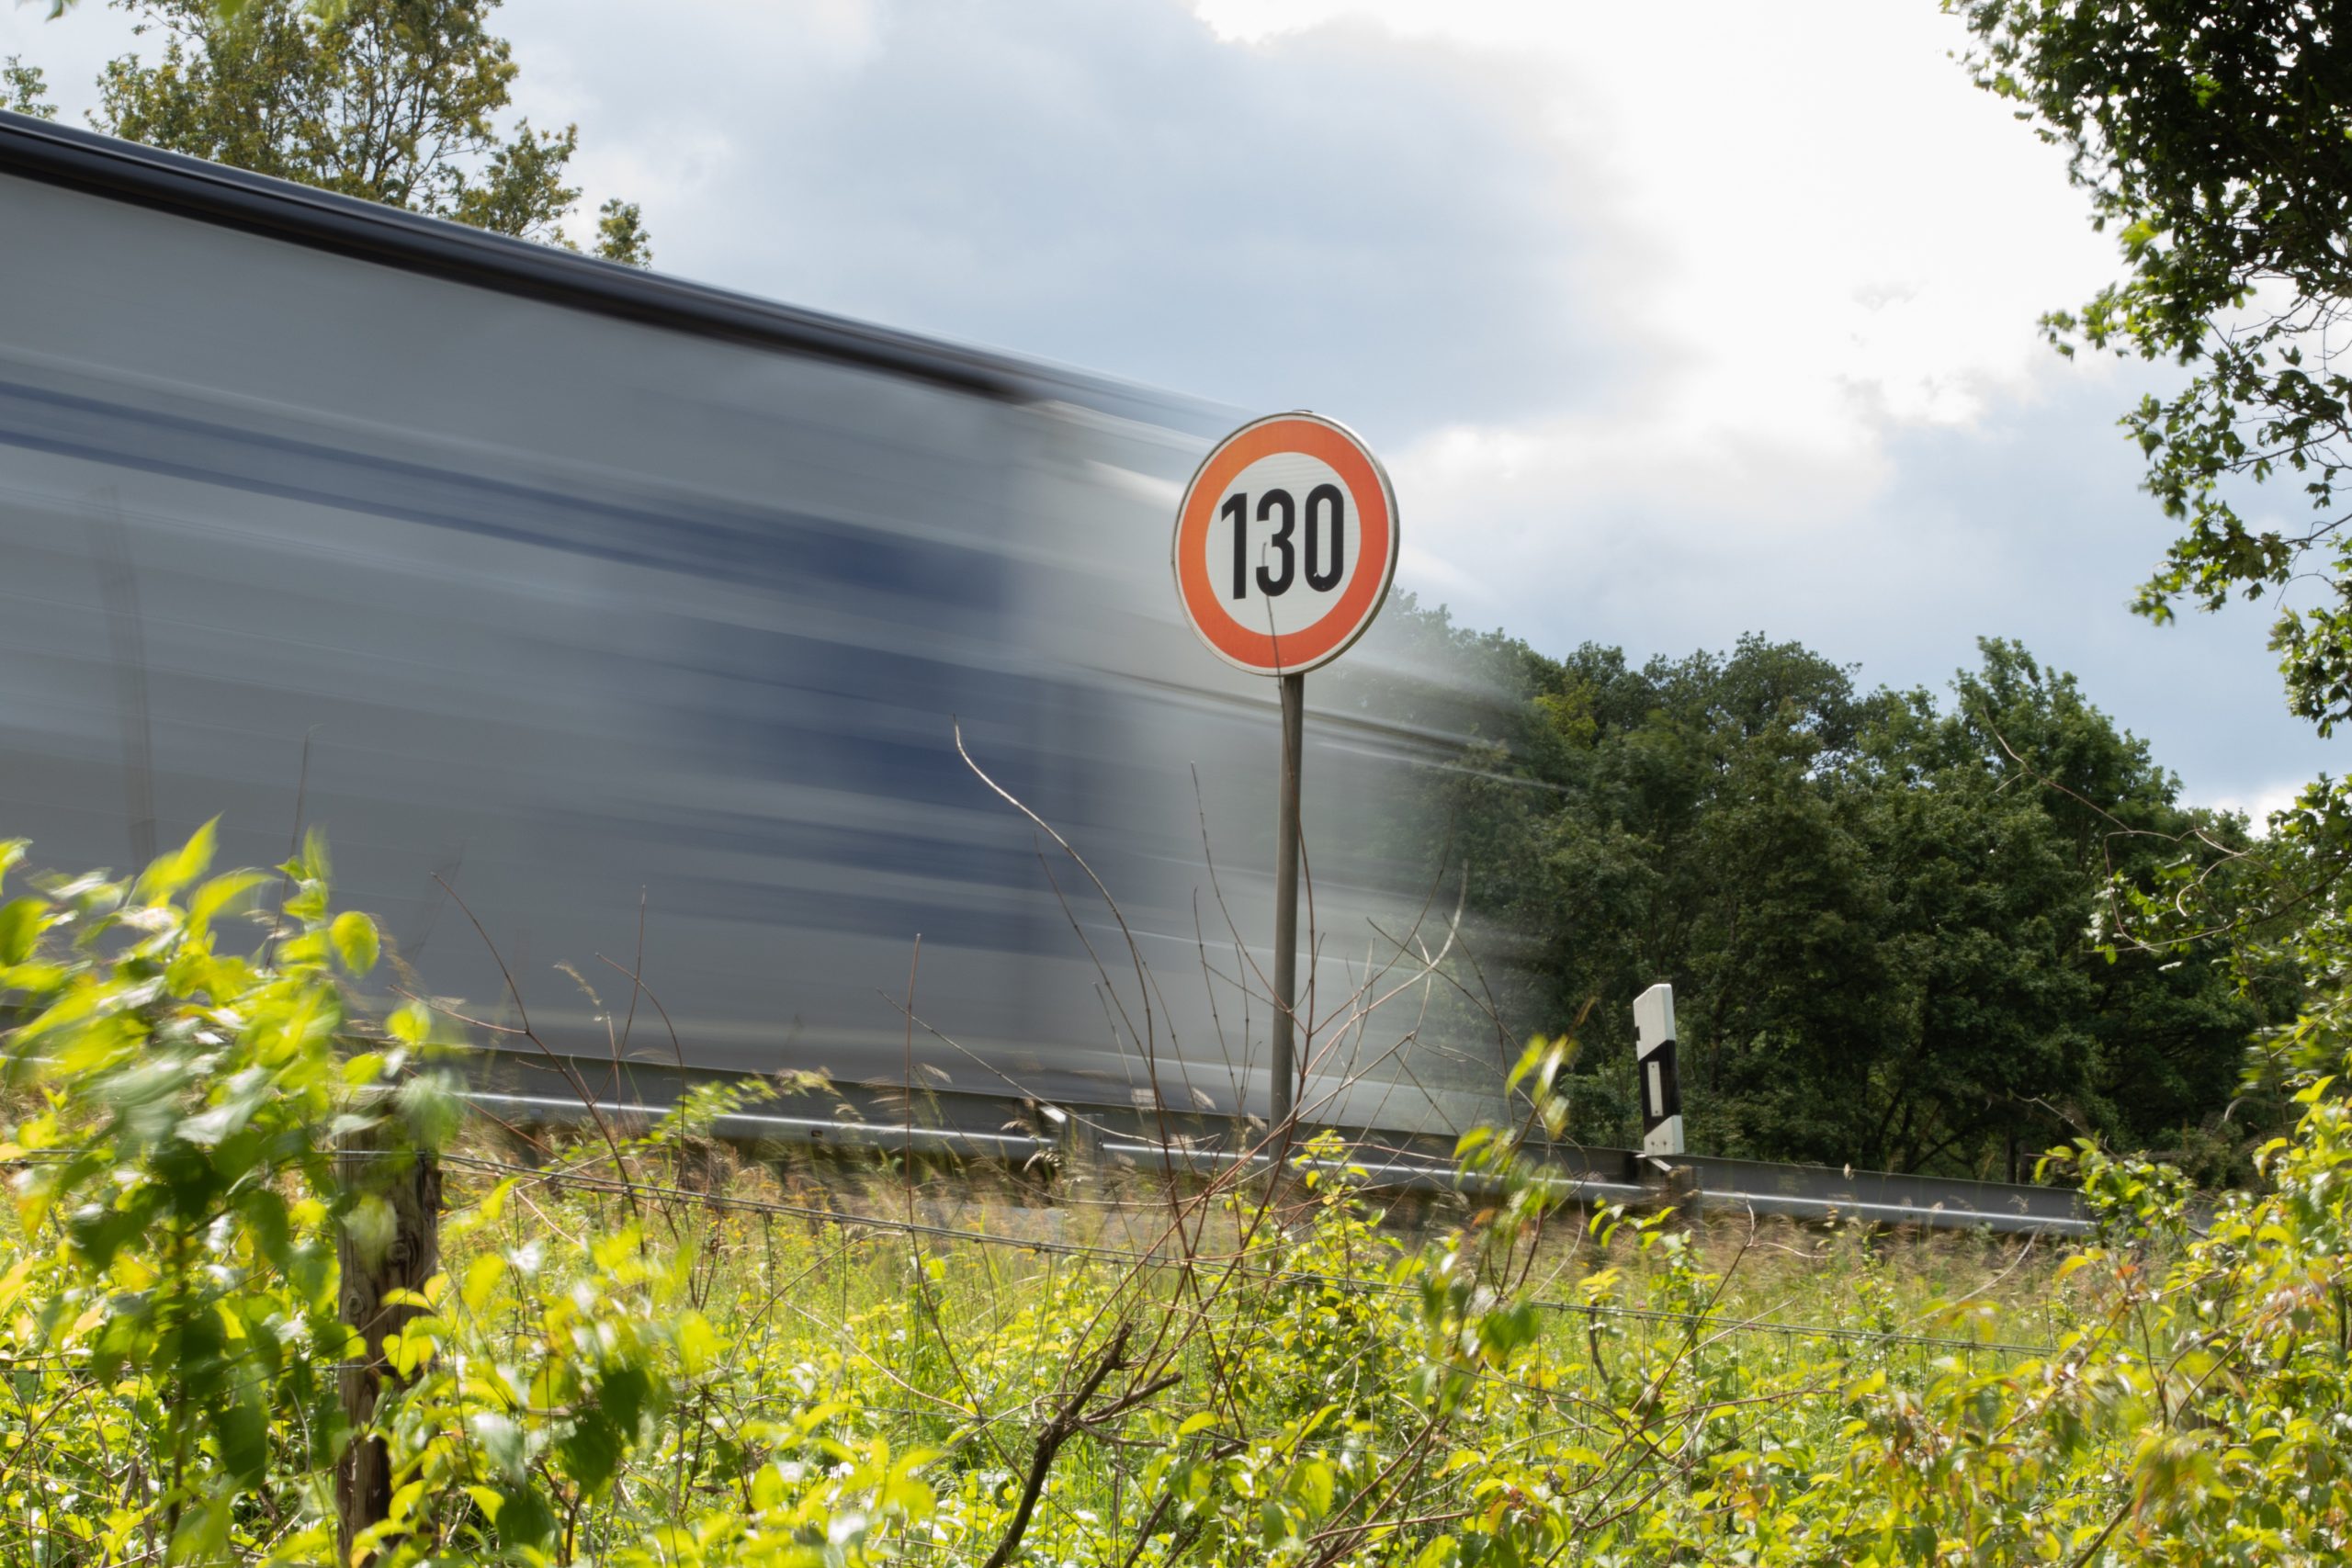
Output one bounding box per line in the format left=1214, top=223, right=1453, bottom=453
left=336, top=1121, right=441, bottom=1566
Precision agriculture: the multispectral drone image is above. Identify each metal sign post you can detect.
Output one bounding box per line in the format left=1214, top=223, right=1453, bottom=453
left=1171, top=412, right=1398, bottom=1130
left=1270, top=671, right=1305, bottom=1127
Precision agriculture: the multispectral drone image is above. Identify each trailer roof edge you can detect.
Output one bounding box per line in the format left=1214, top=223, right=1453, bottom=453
left=0, top=110, right=1221, bottom=429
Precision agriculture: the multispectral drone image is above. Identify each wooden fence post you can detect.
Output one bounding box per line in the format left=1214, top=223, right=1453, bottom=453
left=336, top=1119, right=441, bottom=1566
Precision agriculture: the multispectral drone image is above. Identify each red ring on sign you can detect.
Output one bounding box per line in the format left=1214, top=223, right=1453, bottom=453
left=1173, top=417, right=1395, bottom=673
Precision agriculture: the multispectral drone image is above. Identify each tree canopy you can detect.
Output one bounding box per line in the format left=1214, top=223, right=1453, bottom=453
left=14, top=0, right=649, bottom=264
left=1949, top=0, right=2352, bottom=1035
left=1404, top=609, right=2282, bottom=1179
left=1952, top=6, right=2352, bottom=706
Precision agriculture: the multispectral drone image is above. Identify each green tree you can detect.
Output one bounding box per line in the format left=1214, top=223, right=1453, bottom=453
left=86, top=0, right=649, bottom=263
left=1946, top=4, right=2352, bottom=1108
left=1430, top=621, right=2270, bottom=1177
left=1854, top=641, right=2276, bottom=1179
left=3, top=55, right=58, bottom=117
left=1951, top=5, right=2352, bottom=732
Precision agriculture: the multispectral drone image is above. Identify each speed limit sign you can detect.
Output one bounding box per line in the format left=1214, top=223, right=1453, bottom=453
left=1171, top=412, right=1399, bottom=676
left=1170, top=411, right=1398, bottom=1133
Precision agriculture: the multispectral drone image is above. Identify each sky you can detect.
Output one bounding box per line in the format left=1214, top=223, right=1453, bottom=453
left=6, top=0, right=2339, bottom=816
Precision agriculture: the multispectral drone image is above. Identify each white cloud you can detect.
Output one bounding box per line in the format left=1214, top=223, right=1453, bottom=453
left=1186, top=0, right=2134, bottom=575
left=2210, top=781, right=2307, bottom=831
left=1181, top=6, right=2120, bottom=510
left=1178, top=2, right=2340, bottom=806
left=494, top=0, right=1617, bottom=439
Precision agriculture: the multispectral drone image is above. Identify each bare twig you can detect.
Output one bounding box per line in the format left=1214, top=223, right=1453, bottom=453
left=978, top=1324, right=1163, bottom=1568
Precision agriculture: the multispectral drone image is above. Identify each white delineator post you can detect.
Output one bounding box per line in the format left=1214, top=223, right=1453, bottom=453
left=1634, top=982, right=1683, bottom=1157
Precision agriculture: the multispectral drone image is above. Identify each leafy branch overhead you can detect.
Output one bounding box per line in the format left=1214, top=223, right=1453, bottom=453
left=3, top=54, right=58, bottom=117
left=1951, top=3, right=2352, bottom=732
left=28, top=0, right=650, bottom=265
left=1939, top=1, right=2352, bottom=1007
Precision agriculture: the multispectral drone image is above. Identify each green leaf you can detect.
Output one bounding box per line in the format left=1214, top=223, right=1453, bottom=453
left=395, top=1072, right=462, bottom=1151
left=462, top=1252, right=507, bottom=1314
left=385, top=1001, right=433, bottom=1044
left=493, top=1483, right=556, bottom=1551
left=167, top=1495, right=232, bottom=1565
left=0, top=897, right=48, bottom=966
left=470, top=1413, right=527, bottom=1484
left=69, top=1195, right=155, bottom=1273
left=559, top=1409, right=625, bottom=1493
left=343, top=1194, right=396, bottom=1269
left=329, top=910, right=379, bottom=975
left=1412, top=1534, right=1458, bottom=1568
left=187, top=869, right=267, bottom=937
left=133, top=817, right=217, bottom=906
left=1293, top=1457, right=1334, bottom=1517
left=219, top=1393, right=268, bottom=1487
left=599, top=1363, right=653, bottom=1438
left=1506, top=1035, right=1550, bottom=1092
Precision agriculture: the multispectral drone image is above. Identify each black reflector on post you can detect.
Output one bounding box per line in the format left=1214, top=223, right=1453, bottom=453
left=1634, top=982, right=1683, bottom=1157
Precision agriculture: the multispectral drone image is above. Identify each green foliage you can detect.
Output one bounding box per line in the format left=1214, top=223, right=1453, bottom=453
left=80, top=0, right=650, bottom=261
left=1420, top=615, right=2275, bottom=1177
left=1951, top=5, right=2352, bottom=709
left=594, top=197, right=652, bottom=269
left=0, top=823, right=442, bottom=1561
left=24, top=827, right=2352, bottom=1564
left=3, top=54, right=58, bottom=118
left=1946, top=1, right=2352, bottom=1113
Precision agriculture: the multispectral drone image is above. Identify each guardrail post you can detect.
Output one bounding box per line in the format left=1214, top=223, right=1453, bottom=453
left=1642, top=1154, right=1702, bottom=1220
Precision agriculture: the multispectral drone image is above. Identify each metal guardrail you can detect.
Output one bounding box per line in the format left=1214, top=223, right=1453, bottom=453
left=455, top=1048, right=2091, bottom=1237
left=1666, top=1150, right=2085, bottom=1235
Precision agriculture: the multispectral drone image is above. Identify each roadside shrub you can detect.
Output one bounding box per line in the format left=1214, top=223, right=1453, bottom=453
left=8, top=826, right=2352, bottom=1564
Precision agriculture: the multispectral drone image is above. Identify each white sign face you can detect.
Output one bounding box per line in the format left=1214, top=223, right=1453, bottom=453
left=1171, top=412, right=1398, bottom=676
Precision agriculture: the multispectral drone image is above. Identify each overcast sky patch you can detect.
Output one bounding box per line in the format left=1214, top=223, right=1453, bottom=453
left=4, top=0, right=2337, bottom=811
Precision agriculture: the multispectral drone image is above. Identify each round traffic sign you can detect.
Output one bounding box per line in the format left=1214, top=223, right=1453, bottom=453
left=1170, top=412, right=1399, bottom=676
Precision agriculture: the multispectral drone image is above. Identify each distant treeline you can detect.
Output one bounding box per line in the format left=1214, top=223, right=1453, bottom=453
left=1370, top=599, right=2295, bottom=1182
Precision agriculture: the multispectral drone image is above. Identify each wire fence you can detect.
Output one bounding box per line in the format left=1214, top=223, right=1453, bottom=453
left=434, top=1150, right=2065, bottom=1359
left=0, top=1134, right=2072, bottom=1361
